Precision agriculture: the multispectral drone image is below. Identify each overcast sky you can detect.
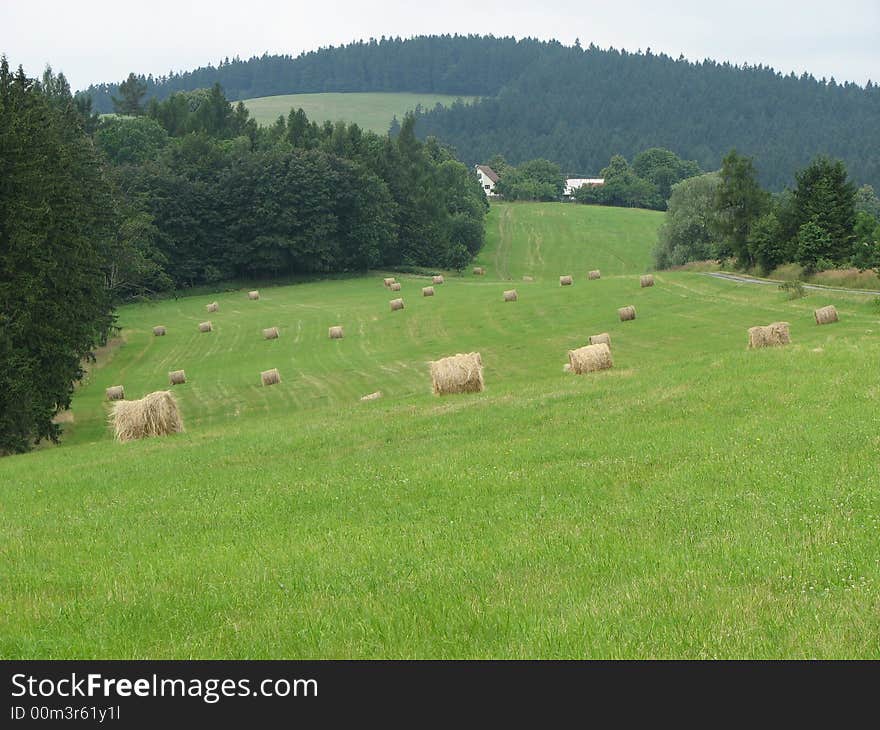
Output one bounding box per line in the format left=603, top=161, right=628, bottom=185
left=2, top=0, right=878, bottom=91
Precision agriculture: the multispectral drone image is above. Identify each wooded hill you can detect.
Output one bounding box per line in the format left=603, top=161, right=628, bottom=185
left=81, top=35, right=880, bottom=190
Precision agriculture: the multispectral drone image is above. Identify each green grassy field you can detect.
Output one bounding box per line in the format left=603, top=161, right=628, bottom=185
left=241, top=92, right=477, bottom=132
left=2, top=202, right=880, bottom=659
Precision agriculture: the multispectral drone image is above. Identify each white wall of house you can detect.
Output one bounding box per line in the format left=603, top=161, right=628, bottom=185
left=475, top=166, right=499, bottom=197
left=564, top=178, right=605, bottom=196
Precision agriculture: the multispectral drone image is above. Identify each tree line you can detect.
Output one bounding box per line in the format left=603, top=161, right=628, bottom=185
left=0, top=60, right=487, bottom=453
left=653, top=150, right=880, bottom=275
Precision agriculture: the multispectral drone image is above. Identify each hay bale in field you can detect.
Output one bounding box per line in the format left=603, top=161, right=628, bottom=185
left=814, top=305, right=839, bottom=325
left=360, top=391, right=383, bottom=401
left=560, top=275, right=573, bottom=286
left=563, top=363, right=572, bottom=373
left=390, top=282, right=402, bottom=291
left=503, top=289, right=518, bottom=302
left=640, top=274, right=655, bottom=288
left=568, top=343, right=613, bottom=374
left=588, top=270, right=601, bottom=280
left=206, top=302, right=218, bottom=312
left=248, top=290, right=260, bottom=300
left=432, top=275, right=444, bottom=285
left=748, top=322, right=791, bottom=349
left=261, top=368, right=281, bottom=386
left=383, top=277, right=396, bottom=288
left=390, top=298, right=404, bottom=311
left=168, top=370, right=186, bottom=385
left=329, top=325, right=344, bottom=339
left=429, top=352, right=484, bottom=395
left=618, top=306, right=636, bottom=321
left=523, top=275, right=534, bottom=282
left=589, top=332, right=611, bottom=346
left=110, top=390, right=183, bottom=443
left=473, top=266, right=485, bottom=275
left=153, top=326, right=166, bottom=336
left=422, top=286, right=435, bottom=297
left=262, top=326, right=279, bottom=340
left=199, top=321, right=213, bottom=333
left=106, top=385, right=125, bottom=401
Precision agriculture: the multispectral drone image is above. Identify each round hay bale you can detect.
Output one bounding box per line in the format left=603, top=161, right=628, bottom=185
left=153, top=326, right=166, bottom=336
left=106, top=385, right=125, bottom=401
left=503, top=289, right=518, bottom=302
left=262, top=326, right=279, bottom=340
left=432, top=275, right=445, bottom=285
left=522, top=275, right=534, bottom=282
left=422, top=286, right=435, bottom=297
left=748, top=322, right=791, bottom=349
left=618, top=306, right=636, bottom=322
left=589, top=332, right=611, bottom=346
left=588, top=270, right=601, bottom=280
left=429, top=352, right=484, bottom=396
left=206, top=302, right=218, bottom=313
left=329, top=325, right=344, bottom=339
left=568, top=343, right=613, bottom=374
left=199, top=321, right=213, bottom=333
left=390, top=282, right=402, bottom=291
left=383, top=277, right=396, bottom=288
left=261, top=368, right=281, bottom=386
left=360, top=391, right=383, bottom=401
left=390, top=298, right=404, bottom=311
left=109, top=390, right=183, bottom=443
left=814, top=305, right=839, bottom=325
left=560, top=275, right=573, bottom=286
left=248, top=290, right=260, bottom=300
left=168, top=370, right=186, bottom=385
left=640, top=274, right=655, bottom=288
left=473, top=266, right=485, bottom=275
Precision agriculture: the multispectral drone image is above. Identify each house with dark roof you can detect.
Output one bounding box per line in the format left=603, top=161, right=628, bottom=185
left=475, top=165, right=500, bottom=197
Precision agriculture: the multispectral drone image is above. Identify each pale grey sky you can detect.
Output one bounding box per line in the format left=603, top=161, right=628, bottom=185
left=1, top=0, right=878, bottom=91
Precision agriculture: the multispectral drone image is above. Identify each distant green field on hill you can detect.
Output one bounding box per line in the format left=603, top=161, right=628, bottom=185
left=3, top=202, right=880, bottom=659
left=241, top=92, right=478, bottom=132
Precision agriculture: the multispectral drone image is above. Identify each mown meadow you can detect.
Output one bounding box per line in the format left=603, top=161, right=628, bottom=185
left=2, top=202, right=879, bottom=659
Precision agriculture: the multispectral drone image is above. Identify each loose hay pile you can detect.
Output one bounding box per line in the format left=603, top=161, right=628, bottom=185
left=814, top=305, right=839, bottom=325
left=640, top=274, right=655, bottom=288
left=153, top=326, right=166, bottom=336
left=206, top=302, right=218, bottom=312
left=588, top=270, right=601, bottom=280
left=263, top=326, right=279, bottom=340
left=567, top=343, right=613, bottom=374
left=106, top=385, right=125, bottom=401
left=360, top=391, right=383, bottom=401
left=110, top=390, right=183, bottom=443
left=383, top=277, right=396, bottom=288
left=560, top=275, right=573, bottom=286
left=168, top=370, right=186, bottom=385
left=261, top=368, right=281, bottom=386
left=618, top=306, right=636, bottom=321
left=422, top=286, right=435, bottom=297
left=329, top=325, right=344, bottom=339
left=473, top=267, right=485, bottom=275
left=748, top=322, right=790, bottom=349
left=503, top=289, right=518, bottom=302
left=432, top=275, right=444, bottom=285
left=199, top=321, right=213, bottom=333
left=429, top=352, right=484, bottom=395
left=390, top=298, right=404, bottom=311
left=248, top=290, right=260, bottom=300
left=390, top=282, right=402, bottom=291
left=589, top=332, right=611, bottom=346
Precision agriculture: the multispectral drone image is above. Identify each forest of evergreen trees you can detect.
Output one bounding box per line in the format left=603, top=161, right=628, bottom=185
left=81, top=35, right=880, bottom=191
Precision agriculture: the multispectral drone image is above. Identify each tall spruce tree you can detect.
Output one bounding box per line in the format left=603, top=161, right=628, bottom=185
left=0, top=59, right=116, bottom=453
left=715, top=150, right=768, bottom=266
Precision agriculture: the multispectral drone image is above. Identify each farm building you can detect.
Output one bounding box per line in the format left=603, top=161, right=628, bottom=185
left=564, top=177, right=605, bottom=197
left=475, top=164, right=500, bottom=197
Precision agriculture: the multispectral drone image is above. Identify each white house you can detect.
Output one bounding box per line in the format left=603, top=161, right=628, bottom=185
left=564, top=178, right=605, bottom=197
left=475, top=165, right=500, bottom=197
